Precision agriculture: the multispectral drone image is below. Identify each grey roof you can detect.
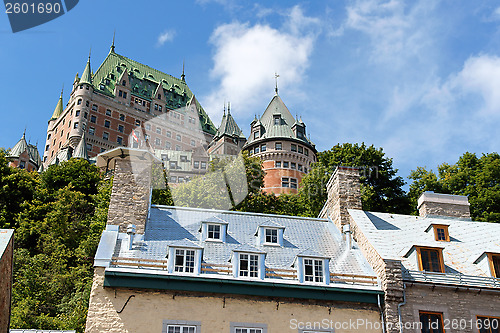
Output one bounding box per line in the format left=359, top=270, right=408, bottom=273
left=257, top=220, right=285, bottom=229
left=112, top=206, right=376, bottom=277
left=244, top=94, right=314, bottom=148
left=72, top=133, right=89, bottom=160
left=348, top=209, right=500, bottom=276
left=8, top=133, right=42, bottom=168
left=213, top=110, right=245, bottom=141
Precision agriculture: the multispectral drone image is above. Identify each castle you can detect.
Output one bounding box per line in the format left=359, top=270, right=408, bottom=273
left=42, top=45, right=317, bottom=194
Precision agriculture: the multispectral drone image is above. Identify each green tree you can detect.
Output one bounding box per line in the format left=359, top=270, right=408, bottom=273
left=299, top=143, right=411, bottom=217
left=408, top=152, right=500, bottom=222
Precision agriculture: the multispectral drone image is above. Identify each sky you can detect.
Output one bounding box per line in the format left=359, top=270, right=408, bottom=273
left=1, top=0, right=500, bottom=186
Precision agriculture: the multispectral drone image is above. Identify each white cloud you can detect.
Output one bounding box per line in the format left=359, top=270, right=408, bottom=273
left=156, top=30, right=176, bottom=47
left=201, top=6, right=321, bottom=121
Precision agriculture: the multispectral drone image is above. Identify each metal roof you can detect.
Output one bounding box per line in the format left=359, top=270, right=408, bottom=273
left=110, top=205, right=376, bottom=278
left=348, top=209, right=500, bottom=276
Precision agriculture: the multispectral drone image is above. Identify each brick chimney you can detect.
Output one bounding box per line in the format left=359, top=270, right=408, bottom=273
left=320, top=166, right=362, bottom=230
left=417, top=191, right=470, bottom=219
left=96, top=148, right=162, bottom=234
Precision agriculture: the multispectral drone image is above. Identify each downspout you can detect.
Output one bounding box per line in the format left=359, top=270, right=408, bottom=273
left=398, top=283, right=407, bottom=333
left=378, top=294, right=387, bottom=333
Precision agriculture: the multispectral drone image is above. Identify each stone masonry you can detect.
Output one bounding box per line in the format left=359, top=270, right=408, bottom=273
left=107, top=157, right=152, bottom=234
left=0, top=230, right=14, bottom=333
left=319, top=166, right=362, bottom=229
left=417, top=192, right=471, bottom=219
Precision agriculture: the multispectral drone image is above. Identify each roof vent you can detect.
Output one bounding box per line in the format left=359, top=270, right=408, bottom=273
left=126, top=224, right=137, bottom=250
left=417, top=192, right=470, bottom=219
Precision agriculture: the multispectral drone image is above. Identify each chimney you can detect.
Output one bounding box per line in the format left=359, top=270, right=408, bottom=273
left=320, top=166, right=362, bottom=230
left=417, top=191, right=470, bottom=219
left=96, top=148, right=161, bottom=234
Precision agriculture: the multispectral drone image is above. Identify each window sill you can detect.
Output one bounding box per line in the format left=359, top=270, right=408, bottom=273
left=205, top=239, right=223, bottom=243
left=263, top=243, right=281, bottom=247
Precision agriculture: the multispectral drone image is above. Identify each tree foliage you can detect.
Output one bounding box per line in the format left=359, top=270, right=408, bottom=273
left=408, top=152, right=500, bottom=222
left=0, top=157, right=111, bottom=332
left=299, top=143, right=412, bottom=217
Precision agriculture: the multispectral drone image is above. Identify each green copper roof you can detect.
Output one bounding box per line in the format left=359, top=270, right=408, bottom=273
left=8, top=133, right=42, bottom=167
left=50, top=91, right=64, bottom=121
left=90, top=50, right=216, bottom=135
left=244, top=94, right=314, bottom=148
left=79, top=56, right=92, bottom=85
left=214, top=110, right=246, bottom=140
left=72, top=133, right=89, bottom=160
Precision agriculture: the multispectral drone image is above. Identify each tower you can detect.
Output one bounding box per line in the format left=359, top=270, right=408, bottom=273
left=207, top=102, right=246, bottom=156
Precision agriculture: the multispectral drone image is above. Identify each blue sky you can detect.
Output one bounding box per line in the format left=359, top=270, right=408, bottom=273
left=1, top=0, right=500, bottom=185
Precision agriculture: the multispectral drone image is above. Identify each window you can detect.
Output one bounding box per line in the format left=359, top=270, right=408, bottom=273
left=239, top=253, right=259, bottom=277
left=201, top=162, right=206, bottom=169
left=123, top=92, right=127, bottom=98
left=275, top=142, right=282, bottom=150
left=194, top=161, right=199, bottom=169
left=99, top=84, right=105, bottom=90
left=261, top=144, right=266, bottom=152
left=489, top=254, right=500, bottom=278
left=476, top=316, right=500, bottom=333
left=146, top=124, right=152, bottom=130
left=154, top=104, right=158, bottom=111
left=86, top=101, right=89, bottom=107
left=169, top=161, right=177, bottom=169
left=170, top=176, right=177, bottom=183
left=191, top=140, right=195, bottom=147
left=118, top=90, right=123, bottom=97
left=176, top=134, right=181, bottom=141
left=175, top=145, right=181, bottom=151
left=45, top=145, right=49, bottom=151
left=273, top=115, right=280, bottom=125
left=106, top=109, right=112, bottom=116
left=283, top=161, right=289, bottom=168
left=291, top=144, right=297, bottom=152
left=290, top=178, right=298, bottom=189
left=100, top=148, right=105, bottom=153
left=119, top=113, right=125, bottom=121
left=419, top=312, right=444, bottom=333
left=165, top=142, right=171, bottom=149
left=90, top=115, right=96, bottom=123
left=19, top=161, right=26, bottom=169
left=174, top=249, right=195, bottom=273
left=92, top=104, right=98, bottom=111
left=431, top=225, right=450, bottom=242
left=86, top=143, right=92, bottom=151
left=84, top=112, right=88, bottom=119
left=77, top=99, right=82, bottom=105
left=254, top=131, right=259, bottom=139
left=167, top=325, right=197, bottom=333
left=298, top=164, right=303, bottom=172
left=163, top=320, right=200, bottom=333
left=275, top=161, right=281, bottom=168
left=118, top=125, right=124, bottom=133
left=298, top=146, right=303, bottom=154
left=104, top=120, right=110, bottom=128
left=89, top=127, right=95, bottom=135
left=282, top=177, right=289, bottom=188
left=155, top=138, right=161, bottom=146
left=304, top=148, right=309, bottom=156
left=74, top=122, right=79, bottom=129
left=254, top=147, right=260, bottom=154
left=265, top=229, right=278, bottom=244
left=75, top=110, right=80, bottom=116
left=122, top=80, right=126, bottom=85
left=230, top=323, right=267, bottom=333
left=178, top=177, right=184, bottom=183
left=117, top=137, right=123, bottom=145
left=135, top=120, right=141, bottom=126
left=207, top=224, right=221, bottom=240
left=166, top=131, right=172, bottom=138
left=180, top=155, right=187, bottom=162
left=156, top=127, right=162, bottom=134
left=291, top=162, right=296, bottom=169
left=304, top=259, right=323, bottom=282
left=103, top=132, right=109, bottom=141
left=417, top=247, right=444, bottom=273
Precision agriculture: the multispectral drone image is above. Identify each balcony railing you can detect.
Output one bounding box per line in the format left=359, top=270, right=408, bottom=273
left=110, top=257, right=378, bottom=286
left=402, top=269, right=500, bottom=289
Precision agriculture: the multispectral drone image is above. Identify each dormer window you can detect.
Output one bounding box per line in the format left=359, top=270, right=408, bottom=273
left=273, top=115, right=281, bottom=125
left=425, top=224, right=450, bottom=242
left=239, top=253, right=259, bottom=277
left=200, top=219, right=228, bottom=242
left=256, top=221, right=284, bottom=246
left=231, top=246, right=266, bottom=279
left=294, top=250, right=330, bottom=285
left=488, top=253, right=500, bottom=278
left=174, top=249, right=195, bottom=273
left=166, top=240, right=203, bottom=275
left=304, top=258, right=323, bottom=282
left=254, top=131, right=259, bottom=139
left=417, top=247, right=445, bottom=273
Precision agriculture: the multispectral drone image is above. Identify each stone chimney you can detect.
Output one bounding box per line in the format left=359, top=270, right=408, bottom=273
left=417, top=191, right=470, bottom=219
left=96, top=148, right=162, bottom=234
left=320, top=166, right=362, bottom=230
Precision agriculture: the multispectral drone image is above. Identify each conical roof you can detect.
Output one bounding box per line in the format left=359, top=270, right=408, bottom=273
left=214, top=110, right=245, bottom=140
left=72, top=133, right=89, bottom=160
left=50, top=91, right=64, bottom=121
left=79, top=56, right=92, bottom=85
left=8, top=133, right=28, bottom=158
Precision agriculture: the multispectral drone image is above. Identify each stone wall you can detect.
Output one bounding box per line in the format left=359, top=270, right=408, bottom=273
left=107, top=158, right=152, bottom=234
left=400, top=284, right=500, bottom=333
left=0, top=231, right=14, bottom=333
left=320, top=166, right=362, bottom=230
left=85, top=268, right=383, bottom=333
left=418, top=201, right=471, bottom=219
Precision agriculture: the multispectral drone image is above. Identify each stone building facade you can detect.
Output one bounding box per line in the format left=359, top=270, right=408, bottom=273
left=242, top=93, right=317, bottom=195
left=320, top=167, right=500, bottom=333
left=86, top=150, right=386, bottom=332
left=0, top=229, right=14, bottom=333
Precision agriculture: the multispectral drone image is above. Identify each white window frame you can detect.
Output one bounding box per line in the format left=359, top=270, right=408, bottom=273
left=304, top=258, right=324, bottom=283
left=207, top=224, right=221, bottom=240
left=174, top=249, right=196, bottom=273
left=264, top=228, right=278, bottom=244
left=231, top=322, right=267, bottom=333
left=239, top=253, right=259, bottom=278
left=162, top=320, right=201, bottom=333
